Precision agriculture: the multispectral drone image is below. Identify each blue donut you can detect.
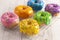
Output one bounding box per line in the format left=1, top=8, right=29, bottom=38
left=27, top=0, right=44, bottom=11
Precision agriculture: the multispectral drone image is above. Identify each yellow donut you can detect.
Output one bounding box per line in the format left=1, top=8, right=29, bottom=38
left=19, top=18, right=39, bottom=35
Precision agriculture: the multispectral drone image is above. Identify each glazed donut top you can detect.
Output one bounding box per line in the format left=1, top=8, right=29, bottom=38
left=34, top=11, right=52, bottom=25
left=20, top=18, right=39, bottom=27
left=14, top=5, right=33, bottom=18
left=29, top=0, right=42, bottom=3
left=20, top=18, right=39, bottom=35
left=1, top=12, right=19, bottom=23
left=15, top=5, right=33, bottom=11
left=28, top=0, right=44, bottom=5
left=45, top=4, right=60, bottom=13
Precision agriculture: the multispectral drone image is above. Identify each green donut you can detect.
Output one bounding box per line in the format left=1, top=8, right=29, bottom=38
left=34, top=11, right=52, bottom=25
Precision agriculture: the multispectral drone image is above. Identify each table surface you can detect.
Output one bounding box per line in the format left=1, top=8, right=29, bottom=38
left=0, top=0, right=60, bottom=40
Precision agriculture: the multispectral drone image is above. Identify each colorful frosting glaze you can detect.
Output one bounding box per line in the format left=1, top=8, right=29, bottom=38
left=34, top=11, right=52, bottom=25
left=14, top=5, right=33, bottom=19
left=45, top=4, right=60, bottom=16
left=27, top=0, right=44, bottom=11
left=1, top=12, right=19, bottom=28
left=19, top=18, right=39, bottom=35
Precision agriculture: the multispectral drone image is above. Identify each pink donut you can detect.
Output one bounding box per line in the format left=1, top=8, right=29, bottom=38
left=1, top=12, right=19, bottom=28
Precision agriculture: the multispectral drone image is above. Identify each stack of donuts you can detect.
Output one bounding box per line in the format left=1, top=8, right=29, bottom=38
left=1, top=0, right=60, bottom=36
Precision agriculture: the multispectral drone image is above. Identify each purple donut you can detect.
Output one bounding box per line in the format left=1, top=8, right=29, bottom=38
left=45, top=4, right=60, bottom=16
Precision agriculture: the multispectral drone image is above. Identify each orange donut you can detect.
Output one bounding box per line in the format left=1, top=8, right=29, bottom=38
left=14, top=5, right=34, bottom=19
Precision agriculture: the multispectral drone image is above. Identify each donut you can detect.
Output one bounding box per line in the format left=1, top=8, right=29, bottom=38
left=19, top=18, right=39, bottom=35
left=45, top=4, right=60, bottom=16
left=14, top=5, right=34, bottom=19
left=34, top=11, right=52, bottom=25
left=27, top=0, right=44, bottom=11
left=1, top=12, right=19, bottom=28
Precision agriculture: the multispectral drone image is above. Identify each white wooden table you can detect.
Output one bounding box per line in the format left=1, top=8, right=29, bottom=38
left=0, top=0, right=60, bottom=40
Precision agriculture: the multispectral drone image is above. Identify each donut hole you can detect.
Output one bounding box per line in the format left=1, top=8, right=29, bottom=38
left=41, top=14, right=45, bottom=16
left=35, top=1, right=38, bottom=3
left=9, top=15, right=13, bottom=18
left=28, top=21, right=32, bottom=25
left=53, top=5, right=58, bottom=7
left=23, top=7, right=26, bottom=10
left=6, top=13, right=13, bottom=18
